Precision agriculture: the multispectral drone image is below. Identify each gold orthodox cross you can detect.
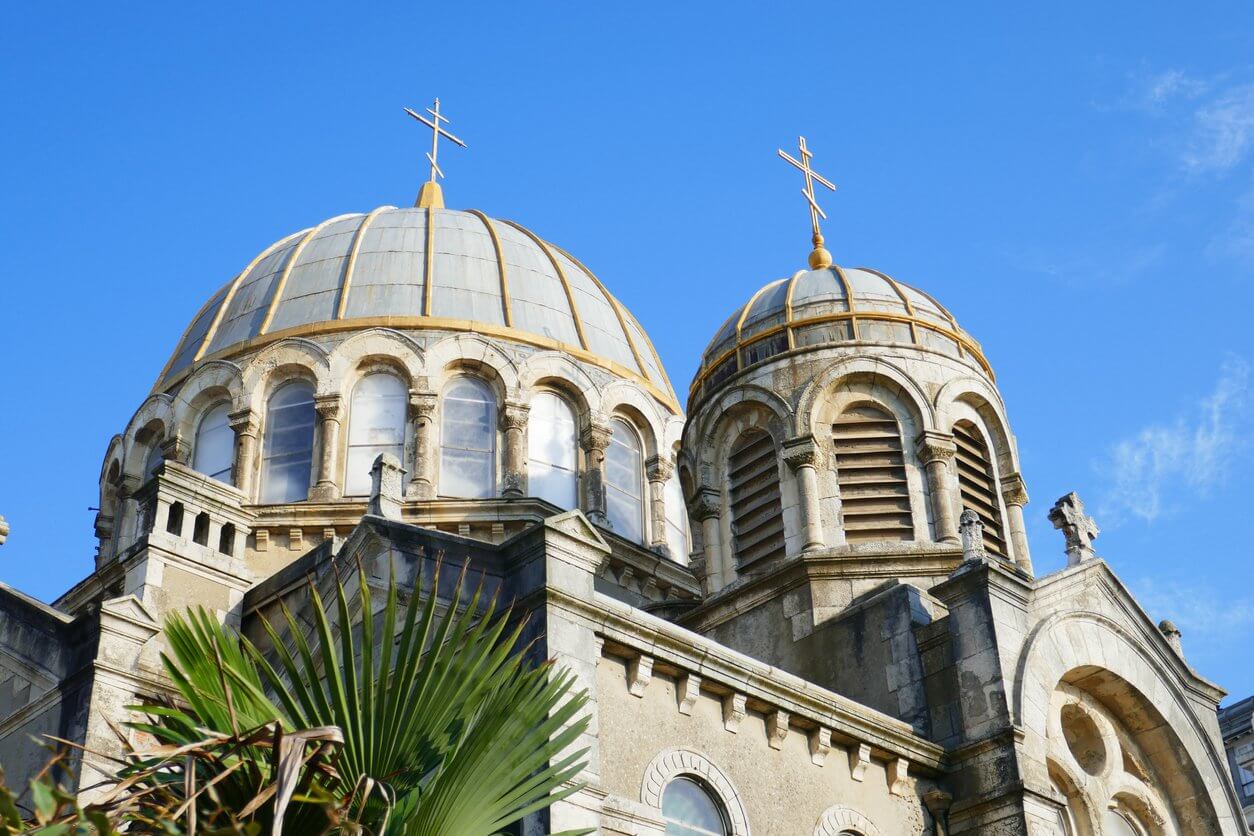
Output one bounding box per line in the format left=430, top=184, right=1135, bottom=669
left=405, top=98, right=466, bottom=208
left=778, top=136, right=837, bottom=269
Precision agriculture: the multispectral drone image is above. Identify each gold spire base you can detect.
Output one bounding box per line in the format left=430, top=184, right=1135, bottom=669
left=416, top=180, right=445, bottom=209
left=809, top=245, right=833, bottom=270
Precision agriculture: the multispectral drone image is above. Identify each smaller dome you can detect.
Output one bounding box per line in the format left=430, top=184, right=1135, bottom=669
left=692, top=265, right=992, bottom=404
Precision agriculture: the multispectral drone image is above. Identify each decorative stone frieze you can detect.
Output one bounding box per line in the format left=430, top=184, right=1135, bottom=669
left=722, top=692, right=746, bottom=733
left=809, top=726, right=832, bottom=766
left=959, top=508, right=986, bottom=563
left=766, top=709, right=789, bottom=750
left=627, top=653, right=653, bottom=698
left=1048, top=491, right=1099, bottom=565
left=849, top=742, right=871, bottom=781
left=676, top=673, right=701, bottom=715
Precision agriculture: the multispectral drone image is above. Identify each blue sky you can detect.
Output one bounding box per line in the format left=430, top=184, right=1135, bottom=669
left=1, top=2, right=1251, bottom=702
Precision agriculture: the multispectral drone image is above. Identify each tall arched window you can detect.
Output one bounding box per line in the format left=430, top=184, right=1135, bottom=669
left=664, top=468, right=690, bottom=561
left=144, top=443, right=165, bottom=479
left=345, top=373, right=408, bottom=496
left=261, top=381, right=316, bottom=503
left=952, top=420, right=1006, bottom=557
left=662, top=776, right=730, bottom=836
left=192, top=403, right=234, bottom=485
left=527, top=391, right=578, bottom=509
left=440, top=377, right=497, bottom=498
left=605, top=418, right=644, bottom=542
left=832, top=404, right=913, bottom=543
left=728, top=430, right=785, bottom=566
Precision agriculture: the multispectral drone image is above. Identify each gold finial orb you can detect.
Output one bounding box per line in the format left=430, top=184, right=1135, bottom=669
left=809, top=244, right=833, bottom=270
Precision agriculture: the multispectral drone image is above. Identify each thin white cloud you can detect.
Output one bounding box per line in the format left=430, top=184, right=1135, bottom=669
left=1129, top=576, right=1254, bottom=638
left=1129, top=68, right=1208, bottom=112
left=1099, top=357, right=1250, bottom=524
left=1182, top=83, right=1254, bottom=172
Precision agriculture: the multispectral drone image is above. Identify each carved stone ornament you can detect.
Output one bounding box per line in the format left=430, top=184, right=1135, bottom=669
left=581, top=422, right=613, bottom=454
left=915, top=431, right=957, bottom=466
left=1000, top=471, right=1029, bottom=507
left=1048, top=491, right=1099, bottom=565
left=228, top=408, right=259, bottom=436
left=722, top=692, right=746, bottom=733
left=645, top=454, right=675, bottom=483
left=782, top=435, right=822, bottom=471
left=499, top=402, right=530, bottom=432
left=959, top=508, right=986, bottom=563
left=313, top=394, right=342, bottom=421
left=407, top=390, right=438, bottom=420
left=691, top=486, right=722, bottom=521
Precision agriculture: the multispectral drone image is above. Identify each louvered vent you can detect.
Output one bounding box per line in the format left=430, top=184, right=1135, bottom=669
left=832, top=405, right=914, bottom=543
left=728, top=431, right=786, bottom=566
left=953, top=421, right=1006, bottom=557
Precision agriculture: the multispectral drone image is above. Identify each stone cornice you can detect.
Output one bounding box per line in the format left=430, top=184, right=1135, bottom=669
left=551, top=586, right=948, bottom=773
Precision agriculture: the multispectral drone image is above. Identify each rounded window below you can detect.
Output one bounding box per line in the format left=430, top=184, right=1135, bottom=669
left=662, top=776, right=729, bottom=836
left=1103, top=809, right=1147, bottom=836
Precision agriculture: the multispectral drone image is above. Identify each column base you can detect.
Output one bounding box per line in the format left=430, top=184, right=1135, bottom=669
left=309, top=483, right=340, bottom=502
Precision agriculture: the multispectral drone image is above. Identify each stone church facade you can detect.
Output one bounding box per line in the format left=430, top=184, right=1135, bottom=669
left=0, top=147, right=1249, bottom=834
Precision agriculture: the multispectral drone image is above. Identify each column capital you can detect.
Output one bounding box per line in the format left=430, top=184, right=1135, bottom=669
left=782, top=435, right=822, bottom=470
left=645, top=454, right=674, bottom=483
left=313, top=393, right=342, bottom=421
left=691, top=486, right=722, bottom=521
left=228, top=407, right=259, bottom=436
left=1000, top=471, right=1029, bottom=507
left=407, top=389, right=438, bottom=419
left=915, top=430, right=957, bottom=465
left=159, top=434, right=191, bottom=464
left=499, top=401, right=530, bottom=432
left=581, top=422, right=613, bottom=454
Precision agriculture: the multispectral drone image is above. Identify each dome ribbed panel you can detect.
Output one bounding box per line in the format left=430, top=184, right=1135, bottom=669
left=431, top=211, right=506, bottom=325
left=552, top=249, right=639, bottom=373
left=843, top=268, right=908, bottom=315
left=740, top=279, right=789, bottom=340
left=790, top=269, right=850, bottom=319
left=621, top=309, right=668, bottom=389
left=340, top=210, right=427, bottom=320
left=166, top=283, right=231, bottom=377
left=266, top=215, right=363, bottom=333
left=206, top=231, right=306, bottom=354
left=493, top=221, right=580, bottom=346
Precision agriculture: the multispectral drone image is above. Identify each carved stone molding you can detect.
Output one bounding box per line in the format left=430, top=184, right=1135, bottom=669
left=677, top=673, right=701, bottom=715
left=407, top=390, right=438, bottom=420
left=722, top=692, right=746, bottom=733
left=813, top=805, right=882, bottom=836
left=498, top=401, right=530, bottom=432
left=887, top=757, right=912, bottom=796
left=313, top=394, right=342, bottom=421
left=849, top=743, right=871, bottom=782
left=581, top=421, right=613, bottom=454
left=782, top=435, right=822, bottom=471
left=914, top=430, right=957, bottom=466
left=228, top=408, right=259, bottom=437
left=159, top=434, right=191, bottom=465
left=1001, top=471, right=1029, bottom=507
left=766, top=709, right=789, bottom=750
left=809, top=727, right=832, bottom=766
left=691, top=486, right=722, bottom=521
left=645, top=454, right=674, bottom=484
left=627, top=654, right=653, bottom=698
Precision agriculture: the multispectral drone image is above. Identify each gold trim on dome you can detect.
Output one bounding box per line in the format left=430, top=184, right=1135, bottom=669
left=260, top=214, right=359, bottom=336
left=154, top=282, right=233, bottom=384
left=735, top=280, right=781, bottom=344
left=690, top=307, right=993, bottom=399
left=501, top=220, right=590, bottom=352
left=783, top=269, right=806, bottom=351
left=861, top=266, right=919, bottom=343
left=466, top=209, right=512, bottom=327
left=832, top=264, right=860, bottom=340
left=156, top=315, right=682, bottom=414
left=550, top=242, right=649, bottom=379
left=192, top=229, right=308, bottom=364
left=337, top=206, right=390, bottom=320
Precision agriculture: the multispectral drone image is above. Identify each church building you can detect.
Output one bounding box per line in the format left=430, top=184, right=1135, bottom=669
left=0, top=103, right=1248, bottom=835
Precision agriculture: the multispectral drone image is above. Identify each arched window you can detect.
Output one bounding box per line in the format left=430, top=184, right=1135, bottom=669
left=727, top=430, right=785, bottom=566
left=261, top=381, right=316, bottom=503
left=662, top=776, right=730, bottom=836
left=192, top=403, right=234, bottom=484
left=527, top=391, right=578, bottom=509
left=605, top=418, right=644, bottom=542
left=345, top=373, right=408, bottom=496
left=664, top=467, right=690, bottom=561
left=952, top=420, right=1006, bottom=557
left=832, top=404, right=913, bottom=543
left=144, top=443, right=165, bottom=479
left=440, top=377, right=497, bottom=499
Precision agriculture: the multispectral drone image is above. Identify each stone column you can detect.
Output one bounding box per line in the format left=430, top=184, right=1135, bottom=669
left=228, top=408, right=260, bottom=500
left=916, top=431, right=959, bottom=544
left=692, top=487, right=726, bottom=592
left=368, top=453, right=406, bottom=520
left=407, top=390, right=438, bottom=499
left=116, top=473, right=143, bottom=549
left=581, top=421, right=613, bottom=525
left=783, top=436, right=825, bottom=552
left=159, top=433, right=191, bottom=466
left=645, top=454, right=674, bottom=554
left=1000, top=472, right=1033, bottom=574
left=310, top=394, right=343, bottom=501
left=499, top=401, right=530, bottom=498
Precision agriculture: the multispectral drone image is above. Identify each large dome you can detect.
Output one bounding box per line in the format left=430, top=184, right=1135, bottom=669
left=691, top=265, right=992, bottom=405
left=158, top=206, right=676, bottom=407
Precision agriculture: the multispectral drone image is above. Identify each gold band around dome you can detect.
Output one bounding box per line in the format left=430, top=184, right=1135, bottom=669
left=500, top=220, right=590, bottom=352
left=690, top=308, right=994, bottom=399
left=550, top=241, right=651, bottom=381
left=260, top=214, right=359, bottom=336
left=155, top=315, right=683, bottom=415
left=464, top=209, right=512, bottom=327
left=337, top=206, right=390, bottom=320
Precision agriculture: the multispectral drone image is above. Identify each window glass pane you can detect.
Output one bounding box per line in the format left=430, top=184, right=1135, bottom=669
left=1102, top=811, right=1142, bottom=836
left=664, top=467, right=689, bottom=561
left=261, top=381, right=315, bottom=503
left=144, top=444, right=165, bottom=478
left=662, top=777, right=728, bottom=836
left=605, top=419, right=642, bottom=542
left=346, top=373, right=407, bottom=495
left=440, top=377, right=496, bottom=498
left=527, top=392, right=578, bottom=509
left=192, top=403, right=234, bottom=484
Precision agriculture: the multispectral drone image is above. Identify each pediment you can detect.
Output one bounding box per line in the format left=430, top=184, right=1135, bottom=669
left=544, top=509, right=611, bottom=554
